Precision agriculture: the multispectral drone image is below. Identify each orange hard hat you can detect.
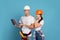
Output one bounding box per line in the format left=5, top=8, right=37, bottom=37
left=36, top=10, right=43, bottom=15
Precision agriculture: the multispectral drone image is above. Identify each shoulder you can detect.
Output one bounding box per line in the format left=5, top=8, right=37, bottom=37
left=41, top=20, right=44, bottom=22
left=40, top=20, right=44, bottom=25
left=20, top=16, right=25, bottom=19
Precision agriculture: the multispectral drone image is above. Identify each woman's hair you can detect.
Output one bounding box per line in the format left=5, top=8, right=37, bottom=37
left=38, top=14, right=43, bottom=23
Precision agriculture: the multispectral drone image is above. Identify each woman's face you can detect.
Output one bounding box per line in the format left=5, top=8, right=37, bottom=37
left=36, top=15, right=41, bottom=20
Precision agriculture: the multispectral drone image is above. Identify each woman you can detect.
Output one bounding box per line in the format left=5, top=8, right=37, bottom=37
left=34, top=10, right=44, bottom=40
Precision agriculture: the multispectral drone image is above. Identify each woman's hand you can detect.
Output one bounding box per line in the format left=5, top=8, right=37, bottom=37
left=35, top=22, right=41, bottom=28
left=35, top=22, right=38, bottom=28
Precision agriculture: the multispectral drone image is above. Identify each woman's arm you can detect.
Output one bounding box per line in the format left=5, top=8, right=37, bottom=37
left=35, top=20, right=44, bottom=28
left=35, top=22, right=41, bottom=28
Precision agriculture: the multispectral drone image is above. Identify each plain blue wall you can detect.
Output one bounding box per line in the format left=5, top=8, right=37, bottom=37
left=0, top=0, right=60, bottom=40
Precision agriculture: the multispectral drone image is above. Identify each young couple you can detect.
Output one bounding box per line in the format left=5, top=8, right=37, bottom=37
left=14, top=5, right=44, bottom=40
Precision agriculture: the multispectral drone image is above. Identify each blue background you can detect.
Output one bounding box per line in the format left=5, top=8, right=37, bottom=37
left=0, top=0, right=60, bottom=40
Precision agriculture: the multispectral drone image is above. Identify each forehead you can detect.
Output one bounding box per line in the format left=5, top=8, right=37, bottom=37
left=24, top=9, right=30, bottom=11
left=36, top=15, right=40, bottom=16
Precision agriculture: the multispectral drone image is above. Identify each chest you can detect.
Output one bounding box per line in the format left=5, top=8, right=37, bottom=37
left=22, top=17, right=33, bottom=25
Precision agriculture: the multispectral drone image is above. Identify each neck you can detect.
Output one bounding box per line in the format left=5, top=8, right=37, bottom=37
left=25, top=14, right=30, bottom=17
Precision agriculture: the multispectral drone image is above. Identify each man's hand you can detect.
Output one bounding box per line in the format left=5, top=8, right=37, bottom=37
left=11, top=19, right=23, bottom=28
left=19, top=23, right=23, bottom=28
left=11, top=19, right=17, bottom=25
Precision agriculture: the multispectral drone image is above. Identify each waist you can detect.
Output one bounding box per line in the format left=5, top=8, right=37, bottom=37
left=21, top=31, right=31, bottom=36
left=35, top=27, right=42, bottom=31
left=22, top=26, right=31, bottom=34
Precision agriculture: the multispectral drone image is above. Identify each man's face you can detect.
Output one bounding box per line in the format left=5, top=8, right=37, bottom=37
left=24, top=9, right=30, bottom=16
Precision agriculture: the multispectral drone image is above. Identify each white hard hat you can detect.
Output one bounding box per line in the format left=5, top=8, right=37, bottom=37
left=24, top=5, right=30, bottom=10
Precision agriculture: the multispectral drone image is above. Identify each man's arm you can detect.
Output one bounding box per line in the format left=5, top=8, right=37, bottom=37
left=11, top=19, right=23, bottom=28
left=18, top=23, right=23, bottom=28
left=25, top=23, right=35, bottom=29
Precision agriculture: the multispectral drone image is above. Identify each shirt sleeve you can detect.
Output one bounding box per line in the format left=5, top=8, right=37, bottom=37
left=19, top=20, right=21, bottom=24
left=40, top=20, right=44, bottom=26
left=31, top=17, right=35, bottom=24
left=19, top=17, right=22, bottom=24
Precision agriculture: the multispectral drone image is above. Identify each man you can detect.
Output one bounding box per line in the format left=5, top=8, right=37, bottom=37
left=19, top=5, right=35, bottom=40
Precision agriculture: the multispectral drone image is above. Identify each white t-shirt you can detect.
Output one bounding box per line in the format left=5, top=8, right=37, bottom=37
left=35, top=20, right=44, bottom=31
left=19, top=15, right=35, bottom=34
